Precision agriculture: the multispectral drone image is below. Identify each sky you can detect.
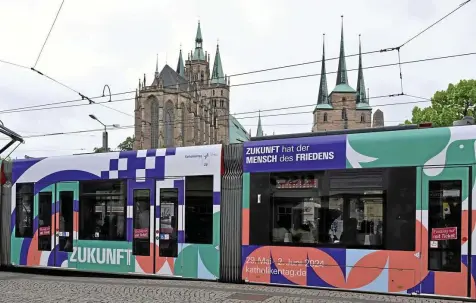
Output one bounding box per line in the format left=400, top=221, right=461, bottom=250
left=0, top=0, right=475, bottom=158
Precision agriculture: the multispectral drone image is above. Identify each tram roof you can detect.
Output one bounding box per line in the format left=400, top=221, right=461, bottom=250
left=250, top=124, right=421, bottom=141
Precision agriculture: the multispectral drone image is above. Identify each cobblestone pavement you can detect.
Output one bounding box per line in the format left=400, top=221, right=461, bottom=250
left=0, top=271, right=469, bottom=303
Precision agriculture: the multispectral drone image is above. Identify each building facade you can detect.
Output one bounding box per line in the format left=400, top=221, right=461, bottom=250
left=312, top=18, right=374, bottom=132
left=134, top=22, right=248, bottom=149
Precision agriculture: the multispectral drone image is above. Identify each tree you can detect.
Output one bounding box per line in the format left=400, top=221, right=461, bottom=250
left=93, top=147, right=111, bottom=153
left=117, top=136, right=134, bottom=151
left=404, top=79, right=476, bottom=127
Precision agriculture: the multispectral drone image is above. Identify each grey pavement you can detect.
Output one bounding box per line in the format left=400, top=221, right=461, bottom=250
left=0, top=271, right=468, bottom=303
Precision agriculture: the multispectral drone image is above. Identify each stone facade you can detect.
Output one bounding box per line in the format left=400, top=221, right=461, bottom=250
left=133, top=23, right=230, bottom=150
left=312, top=93, right=372, bottom=132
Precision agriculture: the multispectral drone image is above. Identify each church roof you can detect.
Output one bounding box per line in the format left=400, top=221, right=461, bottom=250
left=211, top=45, right=226, bottom=85
left=229, top=115, right=250, bottom=143
left=332, top=83, right=356, bottom=93
left=152, top=64, right=191, bottom=91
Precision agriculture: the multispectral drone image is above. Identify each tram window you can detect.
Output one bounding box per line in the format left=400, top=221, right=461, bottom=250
left=185, top=175, right=213, bottom=244
left=15, top=183, right=34, bottom=238
left=132, top=189, right=151, bottom=256
left=253, top=167, right=417, bottom=250
left=78, top=180, right=127, bottom=241
left=38, top=192, right=52, bottom=251
left=428, top=180, right=462, bottom=272
left=58, top=191, right=74, bottom=252
left=159, top=188, right=178, bottom=258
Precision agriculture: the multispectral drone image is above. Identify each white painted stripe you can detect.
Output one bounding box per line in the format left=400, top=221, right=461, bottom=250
left=127, top=205, right=133, bottom=218
left=178, top=205, right=184, bottom=231
left=213, top=205, right=220, bottom=214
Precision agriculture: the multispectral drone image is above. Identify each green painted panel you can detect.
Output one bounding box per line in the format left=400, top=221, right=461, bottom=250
left=347, top=127, right=451, bottom=168
left=174, top=245, right=198, bottom=278
left=243, top=173, right=250, bottom=209
left=72, top=240, right=133, bottom=273
left=10, top=233, right=22, bottom=265
left=213, top=211, right=220, bottom=246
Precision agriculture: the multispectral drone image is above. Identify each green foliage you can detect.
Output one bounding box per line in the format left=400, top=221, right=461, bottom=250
left=404, top=79, right=476, bottom=127
left=117, top=136, right=134, bottom=151
left=93, top=147, right=111, bottom=153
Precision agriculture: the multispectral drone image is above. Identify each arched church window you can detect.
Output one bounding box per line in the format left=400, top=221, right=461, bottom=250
left=150, top=98, right=159, bottom=148
left=201, top=71, right=204, bottom=83
left=220, top=100, right=224, bottom=108
left=221, top=90, right=223, bottom=96
left=323, top=113, right=328, bottom=122
left=341, top=108, right=347, bottom=120
left=164, top=101, right=174, bottom=147
left=181, top=104, right=186, bottom=146
left=212, top=90, right=215, bottom=96
left=361, top=113, right=365, bottom=123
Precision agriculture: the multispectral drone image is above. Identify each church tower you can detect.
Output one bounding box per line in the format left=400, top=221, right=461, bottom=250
left=133, top=21, right=231, bottom=150
left=312, top=16, right=372, bottom=132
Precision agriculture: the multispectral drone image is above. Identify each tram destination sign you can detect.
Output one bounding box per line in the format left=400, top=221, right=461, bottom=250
left=243, top=135, right=346, bottom=173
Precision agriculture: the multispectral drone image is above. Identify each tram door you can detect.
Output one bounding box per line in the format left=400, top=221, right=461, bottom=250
left=155, top=177, right=184, bottom=276
left=131, top=180, right=155, bottom=274
left=54, top=182, right=78, bottom=268
left=421, top=166, right=471, bottom=298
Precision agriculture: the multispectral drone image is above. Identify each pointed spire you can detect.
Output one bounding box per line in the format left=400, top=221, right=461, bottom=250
left=256, top=111, right=264, bottom=137
left=176, top=47, right=185, bottom=77
left=192, top=21, right=205, bottom=60
left=336, top=15, right=348, bottom=86
left=317, top=34, right=329, bottom=105
left=211, top=44, right=225, bottom=84
left=356, top=34, right=367, bottom=104
left=155, top=54, right=159, bottom=77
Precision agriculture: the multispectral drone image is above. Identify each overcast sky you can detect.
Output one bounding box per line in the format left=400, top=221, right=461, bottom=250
left=0, top=0, right=475, bottom=158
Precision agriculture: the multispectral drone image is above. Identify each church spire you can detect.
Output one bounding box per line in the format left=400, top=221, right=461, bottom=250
left=211, top=44, right=225, bottom=84
left=155, top=54, right=159, bottom=77
left=256, top=111, right=264, bottom=137
left=192, top=21, right=205, bottom=60
left=176, top=48, right=185, bottom=77
left=317, top=34, right=329, bottom=106
left=336, top=16, right=348, bottom=86
left=356, top=35, right=367, bottom=104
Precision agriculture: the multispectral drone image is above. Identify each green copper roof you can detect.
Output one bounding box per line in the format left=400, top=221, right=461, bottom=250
left=317, top=34, right=330, bottom=107
left=315, top=103, right=333, bottom=109
left=229, top=115, right=250, bottom=143
left=332, top=83, right=356, bottom=93
left=256, top=112, right=264, bottom=137
left=335, top=16, right=348, bottom=86
left=193, top=22, right=205, bottom=60
left=176, top=49, right=185, bottom=77
left=356, top=103, right=372, bottom=110
left=211, top=45, right=225, bottom=84
left=356, top=35, right=368, bottom=104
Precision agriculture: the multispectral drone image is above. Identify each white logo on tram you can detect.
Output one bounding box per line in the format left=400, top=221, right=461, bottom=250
left=69, top=247, right=132, bottom=266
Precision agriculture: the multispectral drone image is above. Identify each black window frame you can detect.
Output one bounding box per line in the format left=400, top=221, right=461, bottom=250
left=248, top=167, right=417, bottom=251
left=184, top=175, right=214, bottom=244
left=78, top=179, right=127, bottom=241
left=38, top=191, right=53, bottom=251
left=132, top=189, right=151, bottom=256
left=15, top=183, right=34, bottom=238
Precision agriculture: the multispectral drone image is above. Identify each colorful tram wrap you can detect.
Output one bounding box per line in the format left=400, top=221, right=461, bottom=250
left=9, top=145, right=222, bottom=279
left=2, top=124, right=476, bottom=299
left=241, top=125, right=476, bottom=298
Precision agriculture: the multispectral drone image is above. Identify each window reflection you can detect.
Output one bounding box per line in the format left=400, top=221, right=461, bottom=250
left=270, top=171, right=384, bottom=248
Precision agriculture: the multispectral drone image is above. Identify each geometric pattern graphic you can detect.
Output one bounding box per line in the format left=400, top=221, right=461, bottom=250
left=242, top=126, right=476, bottom=298
left=10, top=145, right=222, bottom=281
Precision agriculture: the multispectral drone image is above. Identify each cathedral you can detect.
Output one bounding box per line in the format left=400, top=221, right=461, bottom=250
left=312, top=17, right=384, bottom=132
left=133, top=22, right=249, bottom=149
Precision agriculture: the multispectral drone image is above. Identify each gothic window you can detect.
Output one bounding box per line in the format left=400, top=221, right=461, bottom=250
left=341, top=108, right=347, bottom=120
left=323, top=113, right=328, bottom=122
left=164, top=101, right=174, bottom=147
left=150, top=98, right=159, bottom=148
left=201, top=71, right=204, bottom=83
left=181, top=104, right=186, bottom=146
left=212, top=90, right=215, bottom=96
left=220, top=100, right=224, bottom=108
left=221, top=90, right=223, bottom=96
left=361, top=113, right=365, bottom=123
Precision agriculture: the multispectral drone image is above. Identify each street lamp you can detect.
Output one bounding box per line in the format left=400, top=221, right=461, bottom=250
left=89, top=114, right=108, bottom=151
